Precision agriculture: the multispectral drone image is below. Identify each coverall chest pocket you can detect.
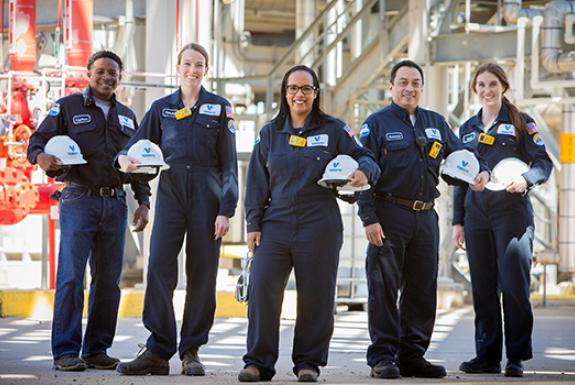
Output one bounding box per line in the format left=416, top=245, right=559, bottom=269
left=383, top=140, right=410, bottom=168
left=303, top=148, right=333, bottom=179
left=195, top=115, right=220, bottom=150
left=69, top=120, right=97, bottom=157
left=497, top=135, right=519, bottom=156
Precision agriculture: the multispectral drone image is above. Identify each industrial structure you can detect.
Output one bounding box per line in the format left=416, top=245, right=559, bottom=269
left=0, top=0, right=573, bottom=308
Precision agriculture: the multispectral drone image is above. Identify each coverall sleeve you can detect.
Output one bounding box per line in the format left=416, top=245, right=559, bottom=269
left=125, top=117, right=152, bottom=207
left=443, top=119, right=489, bottom=173
left=452, top=185, right=467, bottom=225
left=216, top=102, right=239, bottom=218
left=245, top=127, right=270, bottom=233
left=117, top=102, right=163, bottom=156
left=336, top=123, right=381, bottom=185
left=357, top=118, right=382, bottom=227
left=27, top=100, right=68, bottom=176
left=520, top=117, right=553, bottom=188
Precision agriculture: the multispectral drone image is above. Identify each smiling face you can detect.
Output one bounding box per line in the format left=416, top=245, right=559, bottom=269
left=87, top=57, right=120, bottom=100
left=177, top=48, right=208, bottom=89
left=390, top=66, right=423, bottom=114
left=285, top=70, right=317, bottom=120
left=474, top=71, right=505, bottom=109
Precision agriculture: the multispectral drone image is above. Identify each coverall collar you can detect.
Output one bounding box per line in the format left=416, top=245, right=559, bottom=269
left=82, top=87, right=117, bottom=107
left=280, top=114, right=315, bottom=134
left=471, top=102, right=511, bottom=130
left=169, top=86, right=208, bottom=108
left=389, top=101, right=420, bottom=122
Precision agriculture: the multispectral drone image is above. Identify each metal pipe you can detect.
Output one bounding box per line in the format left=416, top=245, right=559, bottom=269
left=541, top=0, right=575, bottom=73
left=502, top=0, right=543, bottom=24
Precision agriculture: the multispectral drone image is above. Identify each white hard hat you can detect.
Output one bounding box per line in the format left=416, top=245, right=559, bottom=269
left=485, top=157, right=530, bottom=191
left=126, top=139, right=170, bottom=173
left=44, top=135, right=87, bottom=165
left=440, top=149, right=480, bottom=184
left=317, top=154, right=370, bottom=192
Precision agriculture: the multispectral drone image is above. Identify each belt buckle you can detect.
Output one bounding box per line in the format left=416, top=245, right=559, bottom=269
left=98, top=187, right=115, bottom=197
left=412, top=200, right=425, bottom=211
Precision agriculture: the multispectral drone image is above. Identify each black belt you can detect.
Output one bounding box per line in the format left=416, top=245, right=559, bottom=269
left=375, top=193, right=434, bottom=211
left=65, top=182, right=124, bottom=198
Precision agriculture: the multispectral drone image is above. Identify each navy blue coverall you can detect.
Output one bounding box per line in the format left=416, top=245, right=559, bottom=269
left=27, top=87, right=151, bottom=360
left=453, top=104, right=552, bottom=364
left=121, top=87, right=238, bottom=360
left=358, top=101, right=489, bottom=367
left=244, top=116, right=380, bottom=379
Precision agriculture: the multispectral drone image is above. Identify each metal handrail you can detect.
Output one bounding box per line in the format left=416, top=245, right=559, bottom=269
left=265, top=0, right=379, bottom=112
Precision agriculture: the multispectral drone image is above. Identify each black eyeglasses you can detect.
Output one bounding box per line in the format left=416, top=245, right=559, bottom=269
left=285, top=85, right=317, bottom=95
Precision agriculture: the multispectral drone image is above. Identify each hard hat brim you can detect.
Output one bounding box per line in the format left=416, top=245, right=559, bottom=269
left=337, top=183, right=371, bottom=194
left=60, top=158, right=88, bottom=165
left=317, top=178, right=349, bottom=189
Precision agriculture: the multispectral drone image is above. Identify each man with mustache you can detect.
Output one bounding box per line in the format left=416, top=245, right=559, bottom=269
left=358, top=60, right=490, bottom=379
left=27, top=50, right=150, bottom=372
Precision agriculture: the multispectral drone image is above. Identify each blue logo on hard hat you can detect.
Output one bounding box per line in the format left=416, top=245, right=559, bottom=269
left=456, top=160, right=470, bottom=173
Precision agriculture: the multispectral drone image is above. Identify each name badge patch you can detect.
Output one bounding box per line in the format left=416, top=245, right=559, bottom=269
left=386, top=132, right=404, bottom=141
left=497, top=123, right=516, bottom=136
left=199, top=104, right=221, bottom=116
left=289, top=135, right=306, bottom=147
left=307, top=134, right=329, bottom=147
left=118, top=115, right=135, bottom=129
left=162, top=108, right=177, bottom=118
left=72, top=114, right=91, bottom=125
left=425, top=128, right=442, bottom=141
left=462, top=132, right=477, bottom=143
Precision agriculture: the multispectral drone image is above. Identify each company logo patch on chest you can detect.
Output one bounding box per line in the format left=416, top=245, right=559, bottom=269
left=199, top=104, right=221, bottom=116
left=118, top=114, right=135, bottom=129
left=462, top=132, right=477, bottom=143
left=162, top=108, right=177, bottom=118
left=307, top=134, right=329, bottom=147
left=385, top=132, right=404, bottom=141
left=425, top=128, right=442, bottom=141
left=497, top=123, right=516, bottom=136
left=72, top=114, right=91, bottom=125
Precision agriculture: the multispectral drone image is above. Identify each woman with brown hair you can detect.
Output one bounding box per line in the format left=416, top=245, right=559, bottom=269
left=116, top=43, right=238, bottom=376
left=452, top=63, right=552, bottom=377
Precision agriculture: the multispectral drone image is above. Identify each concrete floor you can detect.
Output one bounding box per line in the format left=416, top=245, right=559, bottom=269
left=0, top=305, right=574, bottom=384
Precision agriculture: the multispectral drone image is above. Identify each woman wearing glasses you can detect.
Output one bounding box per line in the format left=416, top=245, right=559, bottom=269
left=116, top=43, right=238, bottom=376
left=238, top=65, right=380, bottom=383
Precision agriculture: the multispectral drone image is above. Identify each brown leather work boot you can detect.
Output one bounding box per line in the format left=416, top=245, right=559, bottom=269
left=297, top=368, right=319, bottom=382
left=116, top=345, right=169, bottom=375
left=181, top=347, right=205, bottom=376
left=238, top=366, right=261, bottom=382
left=83, top=353, right=120, bottom=370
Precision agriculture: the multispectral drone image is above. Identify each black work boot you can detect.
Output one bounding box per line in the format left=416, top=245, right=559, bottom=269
left=83, top=353, right=120, bottom=370
left=116, top=345, right=169, bottom=375
left=505, top=360, right=524, bottom=377
left=400, top=357, right=446, bottom=378
left=53, top=355, right=86, bottom=371
left=181, top=347, right=205, bottom=376
left=370, top=360, right=400, bottom=379
left=459, top=357, right=501, bottom=374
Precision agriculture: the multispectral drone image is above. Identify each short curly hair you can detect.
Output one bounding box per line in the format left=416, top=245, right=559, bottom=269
left=86, top=50, right=123, bottom=72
